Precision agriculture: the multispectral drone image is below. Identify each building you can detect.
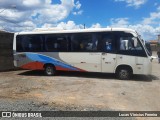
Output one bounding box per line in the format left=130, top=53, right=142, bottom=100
left=0, top=30, right=14, bottom=71
left=148, top=40, right=158, bottom=51
left=148, top=35, right=160, bottom=51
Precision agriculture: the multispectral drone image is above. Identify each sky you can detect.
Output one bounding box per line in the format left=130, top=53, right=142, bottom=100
left=0, top=0, right=160, bottom=40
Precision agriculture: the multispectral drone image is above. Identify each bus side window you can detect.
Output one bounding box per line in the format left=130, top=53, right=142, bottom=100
left=91, top=34, right=98, bottom=50
left=29, top=35, right=43, bottom=52
left=17, top=35, right=28, bottom=51
left=120, top=39, right=129, bottom=50
left=45, top=36, right=58, bottom=51
left=45, top=34, right=68, bottom=52
left=115, top=31, right=146, bottom=57
left=70, top=35, right=79, bottom=51
left=58, top=37, right=68, bottom=52
left=97, top=32, right=114, bottom=52
left=70, top=34, right=90, bottom=52
left=45, top=38, right=56, bottom=51
left=116, top=32, right=135, bottom=51
left=104, top=38, right=112, bottom=51
left=17, top=35, right=43, bottom=52
left=45, top=35, right=60, bottom=52
left=119, top=37, right=143, bottom=51
left=16, top=36, right=23, bottom=52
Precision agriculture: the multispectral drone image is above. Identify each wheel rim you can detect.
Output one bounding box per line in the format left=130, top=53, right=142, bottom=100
left=46, top=66, right=53, bottom=75
left=119, top=70, right=128, bottom=79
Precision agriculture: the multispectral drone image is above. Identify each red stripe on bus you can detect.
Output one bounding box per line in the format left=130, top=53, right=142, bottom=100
left=55, top=66, right=71, bottom=71
left=55, top=66, right=86, bottom=72
left=21, top=62, right=44, bottom=70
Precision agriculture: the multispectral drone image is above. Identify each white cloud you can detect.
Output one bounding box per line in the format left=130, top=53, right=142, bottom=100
left=110, top=18, right=129, bottom=27
left=41, top=21, right=84, bottom=30
left=42, top=23, right=55, bottom=28
left=114, top=0, right=147, bottom=8
left=0, top=20, right=36, bottom=32
left=91, top=23, right=102, bottom=28
left=22, top=0, right=43, bottom=7
left=72, top=1, right=83, bottom=15
left=55, top=21, right=102, bottom=30
left=73, top=10, right=83, bottom=15
left=0, top=0, right=82, bottom=32
left=0, top=0, right=159, bottom=41
left=109, top=5, right=160, bottom=40
left=57, top=21, right=84, bottom=30
left=109, top=17, right=160, bottom=40
left=37, top=5, right=69, bottom=24
left=54, top=19, right=160, bottom=40
left=0, top=9, right=32, bottom=23
left=0, top=0, right=45, bottom=11
left=129, top=24, right=160, bottom=40
left=75, top=1, right=81, bottom=10
left=142, top=6, right=160, bottom=25
left=45, top=0, right=52, bottom=4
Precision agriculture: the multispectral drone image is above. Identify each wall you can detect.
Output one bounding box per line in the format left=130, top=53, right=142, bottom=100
left=0, top=32, right=14, bottom=71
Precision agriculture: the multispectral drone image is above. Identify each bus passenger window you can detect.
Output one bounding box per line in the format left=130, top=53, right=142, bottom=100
left=45, top=38, right=56, bottom=51
left=120, top=39, right=129, bottom=50
left=116, top=31, right=146, bottom=57
left=16, top=35, right=43, bottom=52
left=99, top=33, right=113, bottom=52
left=105, top=39, right=112, bottom=50
left=45, top=35, right=68, bottom=52
left=91, top=34, right=98, bottom=50
left=119, top=37, right=143, bottom=51
left=58, top=38, right=68, bottom=51
left=70, top=33, right=95, bottom=52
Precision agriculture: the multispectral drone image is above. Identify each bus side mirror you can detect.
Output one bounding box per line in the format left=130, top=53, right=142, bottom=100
left=132, top=37, right=138, bottom=47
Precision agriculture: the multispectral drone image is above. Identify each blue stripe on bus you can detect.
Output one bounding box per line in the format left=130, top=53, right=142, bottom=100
left=25, top=53, right=79, bottom=71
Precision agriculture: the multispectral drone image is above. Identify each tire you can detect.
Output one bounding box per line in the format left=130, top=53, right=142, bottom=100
left=44, top=65, right=56, bottom=76
left=116, top=67, right=132, bottom=80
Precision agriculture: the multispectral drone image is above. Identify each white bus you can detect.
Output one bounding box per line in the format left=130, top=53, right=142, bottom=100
left=13, top=28, right=152, bottom=79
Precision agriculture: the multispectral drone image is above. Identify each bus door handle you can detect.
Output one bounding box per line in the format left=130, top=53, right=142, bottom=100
left=119, top=56, right=123, bottom=59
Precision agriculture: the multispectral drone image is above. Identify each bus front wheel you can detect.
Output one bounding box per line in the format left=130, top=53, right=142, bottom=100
left=116, top=67, right=132, bottom=80
left=44, top=64, right=56, bottom=76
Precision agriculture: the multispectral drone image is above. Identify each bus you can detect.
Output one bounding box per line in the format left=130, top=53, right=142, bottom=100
left=13, top=28, right=152, bottom=80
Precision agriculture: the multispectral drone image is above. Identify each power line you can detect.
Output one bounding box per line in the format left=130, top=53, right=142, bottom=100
left=0, top=9, right=6, bottom=14
left=0, top=16, right=23, bottom=27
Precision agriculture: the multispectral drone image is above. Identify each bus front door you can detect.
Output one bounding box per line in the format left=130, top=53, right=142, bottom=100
left=101, top=53, right=117, bottom=73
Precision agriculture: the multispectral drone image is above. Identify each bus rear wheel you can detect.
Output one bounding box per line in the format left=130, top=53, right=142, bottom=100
left=44, top=64, right=56, bottom=76
left=116, top=67, right=132, bottom=80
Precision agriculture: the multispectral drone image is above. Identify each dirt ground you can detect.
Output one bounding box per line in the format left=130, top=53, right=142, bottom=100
left=0, top=52, right=160, bottom=119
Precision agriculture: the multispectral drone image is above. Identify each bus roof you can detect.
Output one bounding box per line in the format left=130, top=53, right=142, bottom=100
left=15, top=28, right=136, bottom=35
